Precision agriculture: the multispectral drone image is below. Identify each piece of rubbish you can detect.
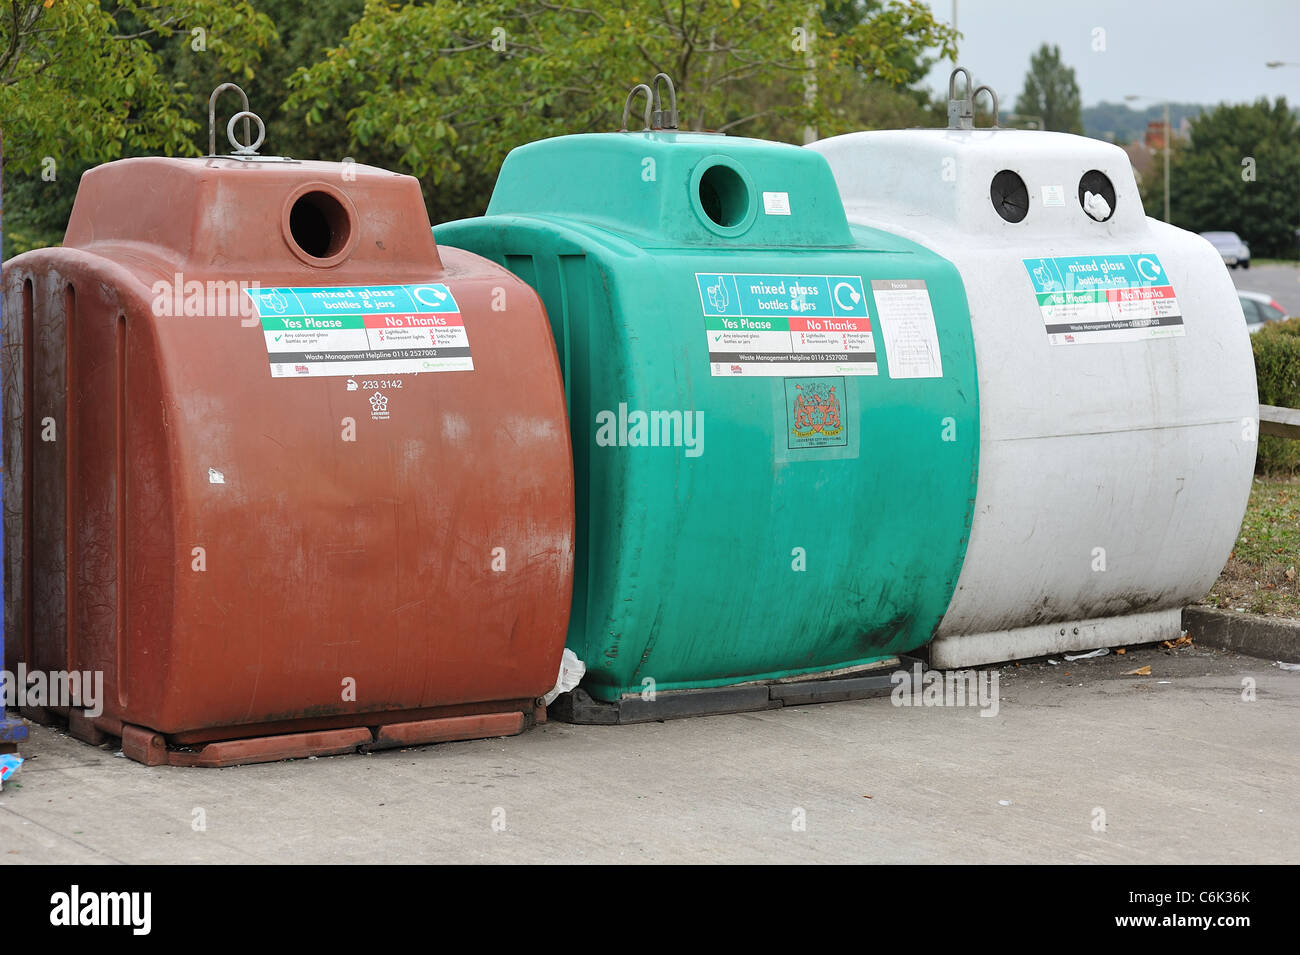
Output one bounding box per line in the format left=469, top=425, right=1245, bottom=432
left=1064, top=648, right=1109, bottom=661
left=1082, top=190, right=1112, bottom=222
left=1047, top=658, right=1060, bottom=666
left=1162, top=632, right=1193, bottom=649
left=1277, top=661, right=1300, bottom=671
left=1127, top=665, right=1152, bottom=676
left=0, top=754, right=23, bottom=791
left=998, top=800, right=1011, bottom=806
left=542, top=648, right=587, bottom=705
left=1116, top=648, right=1127, bottom=655
left=1157, top=680, right=1172, bottom=684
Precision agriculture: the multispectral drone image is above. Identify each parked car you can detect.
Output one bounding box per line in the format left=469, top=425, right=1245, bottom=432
left=1239, top=290, right=1288, bottom=333
left=1201, top=230, right=1251, bottom=269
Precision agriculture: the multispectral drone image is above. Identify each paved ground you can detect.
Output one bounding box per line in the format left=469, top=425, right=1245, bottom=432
left=1, top=644, right=1297, bottom=864
left=1231, top=261, right=1300, bottom=316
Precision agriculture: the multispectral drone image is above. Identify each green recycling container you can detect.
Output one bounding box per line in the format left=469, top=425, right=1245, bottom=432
left=435, top=130, right=979, bottom=702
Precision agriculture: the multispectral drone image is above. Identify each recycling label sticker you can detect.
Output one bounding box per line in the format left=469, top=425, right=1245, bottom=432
left=1023, top=253, right=1186, bottom=345
left=245, top=284, right=473, bottom=378
left=696, top=273, right=877, bottom=377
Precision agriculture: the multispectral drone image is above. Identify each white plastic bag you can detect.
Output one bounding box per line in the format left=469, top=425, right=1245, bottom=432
left=1083, top=190, right=1112, bottom=222
left=542, top=649, right=586, bottom=705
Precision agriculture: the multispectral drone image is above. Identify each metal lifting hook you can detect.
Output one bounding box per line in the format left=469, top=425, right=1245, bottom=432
left=948, top=66, right=973, bottom=103
left=621, top=84, right=654, bottom=132
left=973, top=85, right=1000, bottom=128
left=208, top=83, right=265, bottom=156
left=947, top=66, right=999, bottom=130
left=651, top=73, right=679, bottom=130
left=946, top=66, right=972, bottom=129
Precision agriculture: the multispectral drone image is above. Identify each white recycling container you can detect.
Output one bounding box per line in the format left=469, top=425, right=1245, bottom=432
left=808, top=70, right=1258, bottom=667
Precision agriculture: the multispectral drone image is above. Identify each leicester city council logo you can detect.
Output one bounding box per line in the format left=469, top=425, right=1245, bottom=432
left=785, top=377, right=848, bottom=450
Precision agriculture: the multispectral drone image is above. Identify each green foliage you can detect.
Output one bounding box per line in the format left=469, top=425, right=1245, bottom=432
left=1013, top=43, right=1083, bottom=134
left=154, top=0, right=367, bottom=160
left=838, top=79, right=946, bottom=133
left=821, top=0, right=946, bottom=88
left=0, top=0, right=275, bottom=167
left=286, top=0, right=955, bottom=222
left=1136, top=134, right=1177, bottom=219
left=1252, top=317, right=1300, bottom=473
left=1, top=160, right=88, bottom=254
left=0, top=0, right=276, bottom=249
left=2, top=0, right=952, bottom=243
left=1145, top=98, right=1300, bottom=258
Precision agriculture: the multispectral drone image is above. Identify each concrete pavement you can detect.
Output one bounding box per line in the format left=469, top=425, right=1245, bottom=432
left=1, top=644, right=1297, bottom=864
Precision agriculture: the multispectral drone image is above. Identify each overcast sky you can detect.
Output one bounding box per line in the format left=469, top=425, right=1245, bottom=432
left=920, top=0, right=1300, bottom=107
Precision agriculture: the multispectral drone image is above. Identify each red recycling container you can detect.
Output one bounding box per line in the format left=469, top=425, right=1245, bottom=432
left=1, top=153, right=573, bottom=766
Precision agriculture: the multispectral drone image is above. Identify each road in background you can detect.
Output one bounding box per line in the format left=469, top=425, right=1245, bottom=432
left=1, top=645, right=1296, bottom=864
left=1231, top=262, right=1300, bottom=316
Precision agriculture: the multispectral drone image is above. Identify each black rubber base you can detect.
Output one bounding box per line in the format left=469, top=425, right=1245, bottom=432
left=549, top=659, right=918, bottom=725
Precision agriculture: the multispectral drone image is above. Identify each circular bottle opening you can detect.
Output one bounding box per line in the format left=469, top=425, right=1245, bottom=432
left=288, top=190, right=352, bottom=260
left=697, top=164, right=750, bottom=228
left=1078, top=169, right=1117, bottom=222
left=989, top=170, right=1029, bottom=223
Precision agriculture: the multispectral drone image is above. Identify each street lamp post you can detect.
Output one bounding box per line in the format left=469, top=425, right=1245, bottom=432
left=1162, top=101, right=1171, bottom=224
left=952, top=0, right=958, bottom=65
left=1126, top=94, right=1171, bottom=223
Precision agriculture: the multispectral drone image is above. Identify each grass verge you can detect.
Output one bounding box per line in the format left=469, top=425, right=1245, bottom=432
left=1202, top=475, right=1300, bottom=616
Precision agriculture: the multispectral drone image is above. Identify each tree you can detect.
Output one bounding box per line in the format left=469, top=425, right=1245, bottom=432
left=153, top=0, right=367, bottom=162
left=1, top=0, right=276, bottom=251
left=286, top=0, right=956, bottom=223
left=2, top=0, right=953, bottom=248
left=0, top=0, right=275, bottom=169
left=1013, top=43, right=1083, bottom=134
left=1145, top=98, right=1300, bottom=258
left=822, top=0, right=945, bottom=88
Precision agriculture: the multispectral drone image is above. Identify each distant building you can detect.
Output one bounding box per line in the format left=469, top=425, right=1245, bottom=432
left=1144, top=120, right=1168, bottom=150
left=1124, top=142, right=1155, bottom=183
left=1126, top=120, right=1186, bottom=186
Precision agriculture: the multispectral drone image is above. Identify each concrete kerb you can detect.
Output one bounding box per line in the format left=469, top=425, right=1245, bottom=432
left=1184, top=605, right=1300, bottom=664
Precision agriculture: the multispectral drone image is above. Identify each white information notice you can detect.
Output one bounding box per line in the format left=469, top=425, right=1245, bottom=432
left=870, top=279, right=944, bottom=379
left=1041, top=184, right=1066, bottom=207
left=762, top=191, right=791, bottom=215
